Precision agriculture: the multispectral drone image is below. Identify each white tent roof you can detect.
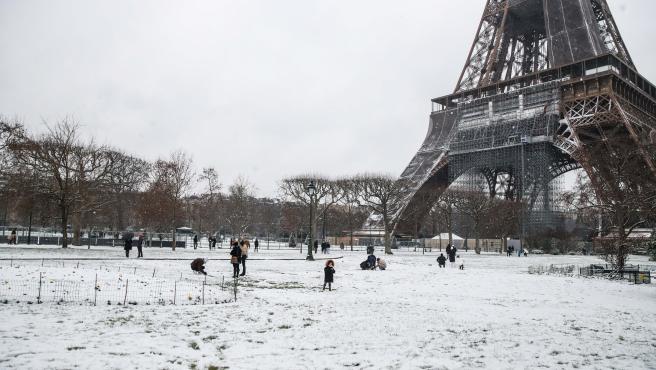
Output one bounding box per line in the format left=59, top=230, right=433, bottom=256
left=432, top=233, right=463, bottom=240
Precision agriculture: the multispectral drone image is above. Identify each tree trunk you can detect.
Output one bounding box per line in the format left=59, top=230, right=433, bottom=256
left=72, top=210, right=82, bottom=246
left=60, top=203, right=69, bottom=249
left=383, top=218, right=393, bottom=255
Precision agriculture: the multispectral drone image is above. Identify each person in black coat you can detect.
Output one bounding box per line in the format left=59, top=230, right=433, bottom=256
left=137, top=234, right=144, bottom=258
left=314, top=240, right=319, bottom=254
left=437, top=253, right=446, bottom=268
left=191, top=258, right=207, bottom=275
left=193, top=234, right=199, bottom=250
left=448, top=247, right=457, bottom=267
left=124, top=237, right=132, bottom=258
left=230, top=241, right=242, bottom=278
left=323, top=259, right=335, bottom=291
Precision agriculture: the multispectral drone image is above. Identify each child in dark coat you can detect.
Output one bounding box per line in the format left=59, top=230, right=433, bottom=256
left=323, top=259, right=335, bottom=291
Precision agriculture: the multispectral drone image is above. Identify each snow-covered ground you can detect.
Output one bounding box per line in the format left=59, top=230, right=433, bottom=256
left=0, top=245, right=654, bottom=369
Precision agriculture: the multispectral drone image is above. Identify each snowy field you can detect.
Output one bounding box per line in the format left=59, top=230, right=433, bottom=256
left=0, top=245, right=655, bottom=370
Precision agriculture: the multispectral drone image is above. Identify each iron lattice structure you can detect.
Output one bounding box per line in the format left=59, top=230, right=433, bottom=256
left=392, top=0, right=656, bottom=237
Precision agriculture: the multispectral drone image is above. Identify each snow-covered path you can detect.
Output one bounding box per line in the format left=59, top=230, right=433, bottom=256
left=0, top=245, right=654, bottom=369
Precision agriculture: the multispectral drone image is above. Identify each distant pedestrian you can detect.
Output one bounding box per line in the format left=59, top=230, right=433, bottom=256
left=137, top=234, right=144, bottom=258
left=340, top=242, right=344, bottom=250
left=254, top=238, right=259, bottom=252
left=437, top=253, right=446, bottom=268
left=193, top=234, right=198, bottom=250
left=191, top=258, right=207, bottom=275
left=314, top=240, right=319, bottom=254
left=230, top=241, right=242, bottom=278
left=8, top=228, right=17, bottom=245
left=323, top=259, right=335, bottom=291
left=239, top=240, right=250, bottom=276
left=376, top=258, right=387, bottom=270
left=124, top=236, right=132, bottom=258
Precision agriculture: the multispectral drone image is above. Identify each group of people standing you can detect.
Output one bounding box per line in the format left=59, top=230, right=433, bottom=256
left=124, top=234, right=145, bottom=258
left=229, top=239, right=251, bottom=278
left=437, top=244, right=460, bottom=269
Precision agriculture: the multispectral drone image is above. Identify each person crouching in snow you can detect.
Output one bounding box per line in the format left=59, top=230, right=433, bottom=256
left=437, top=253, right=446, bottom=268
left=191, top=258, right=207, bottom=275
left=376, top=258, right=387, bottom=270
left=323, top=259, right=335, bottom=291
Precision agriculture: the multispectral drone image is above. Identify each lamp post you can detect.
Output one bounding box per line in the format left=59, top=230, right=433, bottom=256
left=306, top=180, right=316, bottom=261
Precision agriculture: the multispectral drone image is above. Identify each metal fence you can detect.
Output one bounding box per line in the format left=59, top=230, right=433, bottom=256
left=579, top=264, right=652, bottom=284
left=528, top=264, right=576, bottom=275
left=0, top=273, right=238, bottom=306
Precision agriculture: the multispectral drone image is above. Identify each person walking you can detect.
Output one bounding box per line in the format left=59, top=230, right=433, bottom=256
left=239, top=240, right=250, bottom=276
left=8, top=228, right=17, bottom=245
left=314, top=240, right=319, bottom=254
left=124, top=236, right=132, bottom=258
left=137, top=234, right=144, bottom=258
left=230, top=241, right=242, bottom=278
left=254, top=238, right=259, bottom=252
left=323, top=259, right=335, bottom=291
left=193, top=234, right=199, bottom=250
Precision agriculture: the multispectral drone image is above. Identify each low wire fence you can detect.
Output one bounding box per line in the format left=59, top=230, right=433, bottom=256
left=579, top=264, right=652, bottom=284
left=0, top=273, right=238, bottom=306
left=528, top=264, right=577, bottom=275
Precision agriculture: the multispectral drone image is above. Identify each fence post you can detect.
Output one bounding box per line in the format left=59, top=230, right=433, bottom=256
left=202, top=281, right=205, bottom=305
left=123, top=279, right=128, bottom=305
left=38, top=272, right=42, bottom=304
left=94, top=273, right=98, bottom=306
left=41, top=259, right=44, bottom=267
left=233, top=278, right=237, bottom=302
left=173, top=281, right=177, bottom=305
left=77, top=261, right=79, bottom=269
left=221, top=275, right=224, bottom=291
left=10, top=258, right=12, bottom=267
left=134, top=267, right=136, bottom=275
left=152, top=268, right=156, bottom=278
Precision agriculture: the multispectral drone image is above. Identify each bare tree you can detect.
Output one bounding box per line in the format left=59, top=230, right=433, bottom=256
left=337, top=178, right=368, bottom=251
left=431, top=188, right=458, bottom=248
left=198, top=167, right=222, bottom=233
left=356, top=174, right=406, bottom=255
left=452, top=188, right=495, bottom=254
left=224, top=176, right=256, bottom=238
left=561, top=140, right=656, bottom=270
left=141, top=151, right=194, bottom=250
left=9, top=120, right=116, bottom=248
left=279, top=175, right=342, bottom=260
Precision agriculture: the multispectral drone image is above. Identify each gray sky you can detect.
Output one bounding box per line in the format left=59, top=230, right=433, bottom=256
left=1, top=0, right=654, bottom=196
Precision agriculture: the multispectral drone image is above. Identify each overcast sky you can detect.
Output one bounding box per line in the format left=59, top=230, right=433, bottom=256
left=1, top=0, right=654, bottom=196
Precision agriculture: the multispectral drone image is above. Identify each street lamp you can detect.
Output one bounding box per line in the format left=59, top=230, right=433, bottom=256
left=306, top=180, right=316, bottom=261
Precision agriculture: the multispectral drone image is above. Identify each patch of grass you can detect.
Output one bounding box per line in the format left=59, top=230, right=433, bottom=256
left=67, top=346, right=85, bottom=351
left=189, top=341, right=200, bottom=350
left=278, top=325, right=292, bottom=330
left=202, top=335, right=218, bottom=342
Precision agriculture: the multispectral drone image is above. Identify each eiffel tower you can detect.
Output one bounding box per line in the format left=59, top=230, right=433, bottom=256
left=393, top=0, right=656, bottom=237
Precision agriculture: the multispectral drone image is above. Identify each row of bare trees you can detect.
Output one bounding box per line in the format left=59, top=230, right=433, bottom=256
left=0, top=118, right=263, bottom=249
left=279, top=174, right=404, bottom=258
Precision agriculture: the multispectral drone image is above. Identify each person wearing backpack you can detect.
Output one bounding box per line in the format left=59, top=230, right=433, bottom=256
left=230, top=241, right=242, bottom=278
